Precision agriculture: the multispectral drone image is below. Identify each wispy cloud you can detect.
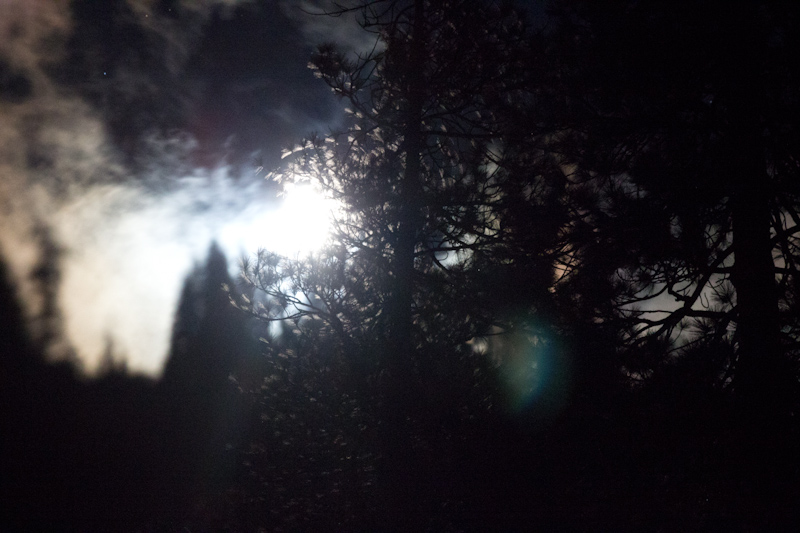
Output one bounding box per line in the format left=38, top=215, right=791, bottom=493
left=0, top=0, right=336, bottom=376
left=279, top=0, right=381, bottom=53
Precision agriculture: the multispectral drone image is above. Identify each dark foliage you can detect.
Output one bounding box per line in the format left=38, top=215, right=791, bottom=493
left=542, top=0, right=800, bottom=414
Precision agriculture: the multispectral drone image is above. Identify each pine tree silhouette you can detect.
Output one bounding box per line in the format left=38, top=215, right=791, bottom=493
left=158, top=243, right=259, bottom=528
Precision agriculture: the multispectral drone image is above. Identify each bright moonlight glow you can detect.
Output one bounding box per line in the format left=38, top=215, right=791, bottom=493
left=218, top=181, right=336, bottom=259
left=278, top=183, right=335, bottom=254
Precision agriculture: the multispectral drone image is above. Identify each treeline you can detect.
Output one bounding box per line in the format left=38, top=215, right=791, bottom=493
left=0, top=245, right=259, bottom=531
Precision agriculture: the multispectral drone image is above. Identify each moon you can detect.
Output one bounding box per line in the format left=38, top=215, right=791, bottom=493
left=218, top=181, right=336, bottom=260
left=275, top=182, right=336, bottom=256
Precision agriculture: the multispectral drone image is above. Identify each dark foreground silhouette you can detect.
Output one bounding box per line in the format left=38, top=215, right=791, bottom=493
left=2, top=249, right=799, bottom=532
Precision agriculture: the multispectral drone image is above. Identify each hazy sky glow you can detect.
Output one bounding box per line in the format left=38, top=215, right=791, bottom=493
left=0, top=0, right=354, bottom=375
left=52, top=176, right=335, bottom=375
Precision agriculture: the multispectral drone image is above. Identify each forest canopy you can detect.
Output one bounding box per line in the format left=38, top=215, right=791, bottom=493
left=241, top=0, right=800, bottom=418
left=228, top=0, right=800, bottom=526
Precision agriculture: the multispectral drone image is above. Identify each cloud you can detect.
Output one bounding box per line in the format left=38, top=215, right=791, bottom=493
left=50, top=173, right=277, bottom=375
left=0, top=0, right=339, bottom=376
left=279, top=0, right=381, bottom=54
left=0, top=0, right=124, bottom=352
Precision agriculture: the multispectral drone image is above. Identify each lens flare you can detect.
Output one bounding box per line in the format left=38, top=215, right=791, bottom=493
left=487, top=325, right=572, bottom=419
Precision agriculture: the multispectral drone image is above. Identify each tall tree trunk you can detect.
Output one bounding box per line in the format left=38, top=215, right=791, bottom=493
left=389, top=0, right=426, bottom=376
left=382, top=0, right=428, bottom=525
left=728, top=111, right=790, bottom=491
left=727, top=28, right=786, bottom=423
left=718, top=11, right=791, bottom=497
left=729, top=149, right=792, bottom=494
left=732, top=174, right=781, bottom=413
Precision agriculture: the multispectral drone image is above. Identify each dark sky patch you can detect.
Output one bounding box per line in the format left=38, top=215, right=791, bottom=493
left=183, top=2, right=339, bottom=170
left=51, top=0, right=201, bottom=165
left=45, top=0, right=339, bottom=172
left=0, top=58, right=33, bottom=103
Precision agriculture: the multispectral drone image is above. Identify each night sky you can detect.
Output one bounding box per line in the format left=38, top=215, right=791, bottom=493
left=0, top=0, right=387, bottom=374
